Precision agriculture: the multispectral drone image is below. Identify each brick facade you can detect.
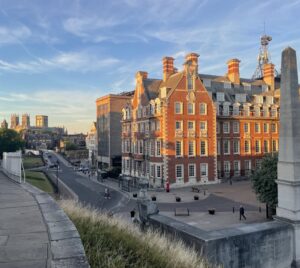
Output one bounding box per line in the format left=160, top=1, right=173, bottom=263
left=121, top=52, right=280, bottom=187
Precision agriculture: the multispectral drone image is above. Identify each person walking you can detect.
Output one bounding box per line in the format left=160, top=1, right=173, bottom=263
left=130, top=209, right=136, bottom=223
left=239, top=205, right=246, bottom=220
left=104, top=188, right=110, bottom=199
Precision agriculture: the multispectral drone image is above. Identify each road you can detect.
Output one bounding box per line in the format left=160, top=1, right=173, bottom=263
left=45, top=151, right=136, bottom=214
left=42, top=151, right=260, bottom=215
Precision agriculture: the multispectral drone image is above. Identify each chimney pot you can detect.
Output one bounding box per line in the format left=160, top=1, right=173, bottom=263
left=227, top=58, right=240, bottom=84
left=163, top=57, right=175, bottom=82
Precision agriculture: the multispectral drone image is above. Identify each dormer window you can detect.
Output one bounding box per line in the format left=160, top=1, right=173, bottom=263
left=233, top=104, right=240, bottom=116
left=223, top=104, right=229, bottom=116
left=216, top=92, right=225, bottom=102
left=224, top=82, right=231, bottom=89
left=254, top=106, right=261, bottom=117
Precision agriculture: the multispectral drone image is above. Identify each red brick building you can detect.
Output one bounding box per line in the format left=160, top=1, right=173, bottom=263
left=121, top=53, right=279, bottom=187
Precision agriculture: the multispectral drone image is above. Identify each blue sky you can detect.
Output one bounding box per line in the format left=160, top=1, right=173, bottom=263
left=0, top=0, right=299, bottom=133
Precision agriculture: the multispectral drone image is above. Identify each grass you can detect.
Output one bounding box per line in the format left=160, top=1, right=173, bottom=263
left=60, top=200, right=212, bottom=268
left=23, top=155, right=44, bottom=169
left=25, top=171, right=54, bottom=193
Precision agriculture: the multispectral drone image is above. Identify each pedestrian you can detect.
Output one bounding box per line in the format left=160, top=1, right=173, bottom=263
left=239, top=205, right=246, bottom=220
left=130, top=209, right=136, bottom=222
left=104, top=188, right=109, bottom=199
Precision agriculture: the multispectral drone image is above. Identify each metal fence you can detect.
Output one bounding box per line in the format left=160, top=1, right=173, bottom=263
left=1, top=151, right=25, bottom=183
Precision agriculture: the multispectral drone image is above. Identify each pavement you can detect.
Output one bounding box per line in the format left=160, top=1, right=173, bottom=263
left=0, top=171, right=51, bottom=268
left=0, top=171, right=89, bottom=268
left=161, top=210, right=267, bottom=231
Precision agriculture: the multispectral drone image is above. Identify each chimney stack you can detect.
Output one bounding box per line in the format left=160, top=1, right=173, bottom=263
left=263, top=63, right=275, bottom=91
left=185, top=53, right=199, bottom=74
left=163, top=57, right=174, bottom=82
left=227, top=59, right=240, bottom=84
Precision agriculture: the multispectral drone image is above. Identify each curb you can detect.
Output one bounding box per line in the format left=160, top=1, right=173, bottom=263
left=21, top=182, right=89, bottom=268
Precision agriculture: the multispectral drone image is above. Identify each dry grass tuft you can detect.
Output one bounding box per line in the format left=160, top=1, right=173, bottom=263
left=60, top=199, right=213, bottom=268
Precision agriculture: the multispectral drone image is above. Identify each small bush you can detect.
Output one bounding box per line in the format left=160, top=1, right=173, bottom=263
left=60, top=200, right=211, bottom=268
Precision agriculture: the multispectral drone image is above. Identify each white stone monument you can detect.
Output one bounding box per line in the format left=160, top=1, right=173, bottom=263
left=277, top=47, right=300, bottom=267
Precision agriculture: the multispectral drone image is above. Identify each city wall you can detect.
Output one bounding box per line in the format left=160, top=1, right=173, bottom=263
left=45, top=171, right=78, bottom=201
left=147, top=213, right=294, bottom=268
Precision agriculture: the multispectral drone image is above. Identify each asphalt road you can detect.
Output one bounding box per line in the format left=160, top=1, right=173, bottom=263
left=45, top=151, right=136, bottom=213
left=43, top=151, right=260, bottom=215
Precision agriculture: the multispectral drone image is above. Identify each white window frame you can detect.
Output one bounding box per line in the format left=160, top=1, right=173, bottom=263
left=233, top=140, right=240, bottom=155
left=223, top=140, right=230, bottom=155
left=200, top=163, right=208, bottom=178
left=175, top=102, right=183, bottom=114
left=200, top=140, right=208, bottom=156
left=188, top=140, right=195, bottom=157
left=244, top=140, right=251, bottom=154
left=175, top=140, right=183, bottom=157
left=223, top=122, right=230, bottom=134
left=175, top=164, right=184, bottom=180
left=187, top=103, right=195, bottom=115
left=233, top=121, right=239, bottom=134
left=188, top=164, right=196, bottom=178
left=199, top=103, right=207, bottom=115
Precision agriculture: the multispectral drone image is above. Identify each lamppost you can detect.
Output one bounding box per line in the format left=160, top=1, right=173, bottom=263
left=56, top=159, right=60, bottom=195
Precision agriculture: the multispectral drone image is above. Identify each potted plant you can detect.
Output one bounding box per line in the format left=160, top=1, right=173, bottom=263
left=133, top=193, right=137, bottom=198
left=176, top=197, right=181, bottom=202
left=194, top=195, right=199, bottom=200
left=151, top=196, right=156, bottom=201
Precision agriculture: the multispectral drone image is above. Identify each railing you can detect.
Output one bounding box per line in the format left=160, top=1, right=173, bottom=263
left=1, top=151, right=25, bottom=183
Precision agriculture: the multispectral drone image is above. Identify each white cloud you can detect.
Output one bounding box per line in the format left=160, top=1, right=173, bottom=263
left=0, top=51, right=120, bottom=73
left=0, top=25, right=31, bottom=44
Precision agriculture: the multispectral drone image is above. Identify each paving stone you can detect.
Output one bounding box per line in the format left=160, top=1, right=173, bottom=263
left=50, top=230, right=80, bottom=241
left=51, top=256, right=89, bottom=268
left=51, top=238, right=85, bottom=260
left=0, top=260, right=47, bottom=268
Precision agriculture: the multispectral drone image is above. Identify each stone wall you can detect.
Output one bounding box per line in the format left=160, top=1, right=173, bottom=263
left=149, top=214, right=294, bottom=268
left=45, top=171, right=78, bottom=201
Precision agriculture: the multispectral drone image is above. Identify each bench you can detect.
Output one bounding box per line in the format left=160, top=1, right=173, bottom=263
left=191, top=186, right=201, bottom=193
left=174, top=208, right=190, bottom=216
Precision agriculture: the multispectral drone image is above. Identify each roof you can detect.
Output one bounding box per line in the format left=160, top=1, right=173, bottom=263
left=143, top=78, right=162, bottom=100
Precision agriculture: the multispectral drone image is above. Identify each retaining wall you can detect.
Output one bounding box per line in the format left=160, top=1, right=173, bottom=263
left=149, top=214, right=294, bottom=268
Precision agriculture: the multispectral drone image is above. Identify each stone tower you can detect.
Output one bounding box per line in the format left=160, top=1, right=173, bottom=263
left=276, top=47, right=300, bottom=267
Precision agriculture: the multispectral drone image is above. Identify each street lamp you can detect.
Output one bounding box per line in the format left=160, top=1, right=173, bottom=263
left=56, top=160, right=60, bottom=195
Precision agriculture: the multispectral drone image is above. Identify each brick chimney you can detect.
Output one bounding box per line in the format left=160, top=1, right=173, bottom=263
left=227, top=59, right=240, bottom=84
left=163, top=57, right=174, bottom=82
left=185, top=53, right=199, bottom=74
left=263, top=63, right=275, bottom=91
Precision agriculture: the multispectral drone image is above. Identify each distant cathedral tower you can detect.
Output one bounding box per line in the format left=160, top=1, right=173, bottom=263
left=22, top=113, right=30, bottom=128
left=10, top=114, right=19, bottom=129
left=1, top=119, right=8, bottom=129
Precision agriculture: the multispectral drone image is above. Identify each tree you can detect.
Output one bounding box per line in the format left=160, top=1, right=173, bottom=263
left=0, top=129, right=24, bottom=158
left=251, top=153, right=278, bottom=217
left=65, top=141, right=78, bottom=151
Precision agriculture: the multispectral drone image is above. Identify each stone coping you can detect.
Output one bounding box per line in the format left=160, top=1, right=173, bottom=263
left=21, top=182, right=89, bottom=268
left=149, top=213, right=292, bottom=242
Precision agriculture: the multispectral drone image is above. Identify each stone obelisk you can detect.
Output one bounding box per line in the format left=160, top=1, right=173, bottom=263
left=277, top=47, right=300, bottom=267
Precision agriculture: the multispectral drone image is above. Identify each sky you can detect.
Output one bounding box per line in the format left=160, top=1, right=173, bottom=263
left=0, top=0, right=299, bottom=133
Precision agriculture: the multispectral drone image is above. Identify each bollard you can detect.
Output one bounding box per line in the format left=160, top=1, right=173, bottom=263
left=204, top=190, right=206, bottom=196
left=232, top=206, right=235, bottom=213
left=259, top=206, right=262, bottom=213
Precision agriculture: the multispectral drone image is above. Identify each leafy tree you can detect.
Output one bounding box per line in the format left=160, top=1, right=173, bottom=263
left=65, top=142, right=78, bottom=151
left=0, top=129, right=24, bottom=158
left=251, top=153, right=278, bottom=216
